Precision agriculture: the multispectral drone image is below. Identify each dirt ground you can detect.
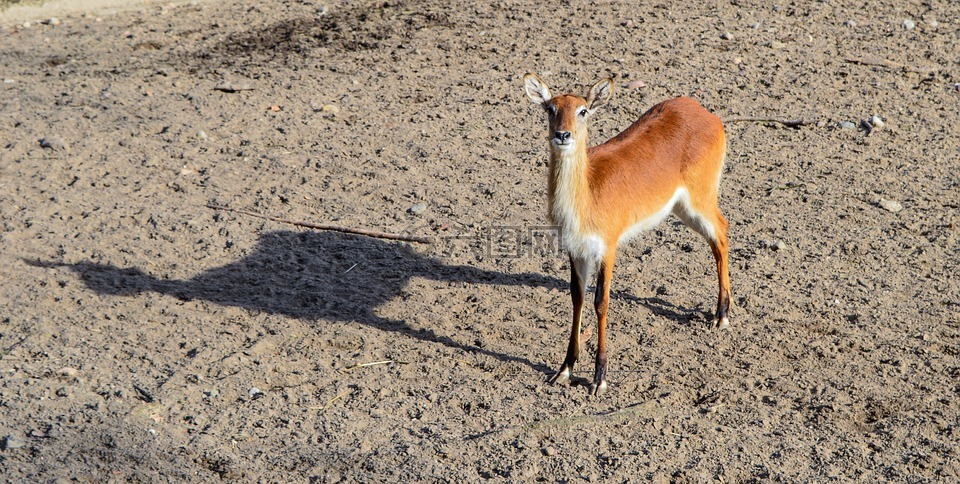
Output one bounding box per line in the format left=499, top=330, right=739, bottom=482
left=1, top=0, right=958, bottom=481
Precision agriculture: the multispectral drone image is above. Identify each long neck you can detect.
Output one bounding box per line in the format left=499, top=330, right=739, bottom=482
left=547, top=140, right=591, bottom=233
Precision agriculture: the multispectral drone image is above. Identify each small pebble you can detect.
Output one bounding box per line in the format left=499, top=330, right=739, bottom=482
left=720, top=32, right=733, bottom=40
left=58, top=367, right=79, bottom=378
left=868, top=115, right=885, bottom=128
left=2, top=434, right=26, bottom=450
left=839, top=121, right=856, bottom=130
left=3, top=79, right=14, bottom=84
left=196, top=130, right=208, bottom=140
left=248, top=387, right=264, bottom=399
left=879, top=199, right=903, bottom=213
left=22, top=21, right=31, bottom=28
left=625, top=79, right=646, bottom=90
left=622, top=20, right=635, bottom=28
left=40, top=137, right=67, bottom=150
left=542, top=446, right=557, bottom=456
left=773, top=240, right=787, bottom=251
left=45, top=18, right=61, bottom=26
left=409, top=202, right=427, bottom=215
left=750, top=22, right=761, bottom=29
left=902, top=19, right=915, bottom=30
left=769, top=40, right=786, bottom=49
left=843, top=20, right=857, bottom=27
left=321, top=104, right=340, bottom=115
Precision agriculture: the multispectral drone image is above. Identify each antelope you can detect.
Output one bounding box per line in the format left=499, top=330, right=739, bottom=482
left=523, top=74, right=731, bottom=395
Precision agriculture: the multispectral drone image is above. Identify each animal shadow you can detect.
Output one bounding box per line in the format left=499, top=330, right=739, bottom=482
left=28, top=230, right=566, bottom=370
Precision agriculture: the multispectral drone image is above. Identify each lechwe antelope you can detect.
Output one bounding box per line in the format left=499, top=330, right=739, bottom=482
left=523, top=74, right=731, bottom=395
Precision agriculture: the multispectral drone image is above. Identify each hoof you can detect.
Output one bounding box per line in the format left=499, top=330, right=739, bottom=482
left=588, top=380, right=608, bottom=396
left=711, top=317, right=730, bottom=330
left=548, top=367, right=571, bottom=385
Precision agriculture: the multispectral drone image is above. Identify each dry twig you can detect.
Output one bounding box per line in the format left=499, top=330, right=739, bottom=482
left=471, top=398, right=669, bottom=439
left=313, top=389, right=353, bottom=411
left=206, top=204, right=433, bottom=244
left=341, top=359, right=408, bottom=371
left=723, top=116, right=811, bottom=128
left=845, top=57, right=938, bottom=75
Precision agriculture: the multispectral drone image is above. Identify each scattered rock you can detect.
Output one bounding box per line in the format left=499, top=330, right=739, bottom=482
left=839, top=121, right=856, bottom=130
left=321, top=104, right=340, bottom=115
left=625, top=79, right=646, bottom=90
left=248, top=387, right=265, bottom=400
left=843, top=20, right=857, bottom=27
left=720, top=32, right=733, bottom=40
left=196, top=130, right=208, bottom=140
left=409, top=202, right=427, bottom=215
left=45, top=18, right=61, bottom=26
left=56, top=387, right=69, bottom=397
left=58, top=367, right=79, bottom=379
left=542, top=446, right=557, bottom=456
left=879, top=198, right=903, bottom=213
left=773, top=240, right=787, bottom=251
left=622, top=20, right=635, bottom=28
left=750, top=22, right=761, bottom=29
left=769, top=40, right=786, bottom=49
left=868, top=115, right=885, bottom=128
left=901, top=19, right=915, bottom=30
left=40, top=137, right=67, bottom=150
left=2, top=434, right=26, bottom=451
left=3, top=79, right=14, bottom=84
left=213, top=82, right=254, bottom=93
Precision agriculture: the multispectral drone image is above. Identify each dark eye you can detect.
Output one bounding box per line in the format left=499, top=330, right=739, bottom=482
left=546, top=105, right=557, bottom=116
left=578, top=108, right=588, bottom=117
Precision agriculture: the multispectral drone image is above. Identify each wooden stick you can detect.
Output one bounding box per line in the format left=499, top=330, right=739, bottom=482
left=845, top=57, right=937, bottom=74
left=340, top=359, right=408, bottom=371
left=473, top=398, right=668, bottom=439
left=722, top=116, right=811, bottom=128
left=206, top=204, right=434, bottom=244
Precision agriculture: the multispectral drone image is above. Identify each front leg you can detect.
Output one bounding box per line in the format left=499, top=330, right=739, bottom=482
left=590, top=252, right=616, bottom=396
left=549, top=255, right=590, bottom=385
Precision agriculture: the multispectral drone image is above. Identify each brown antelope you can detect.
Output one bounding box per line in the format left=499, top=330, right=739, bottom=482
left=523, top=74, right=731, bottom=395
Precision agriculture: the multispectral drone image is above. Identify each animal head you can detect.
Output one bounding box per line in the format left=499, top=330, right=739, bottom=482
left=523, top=73, right=614, bottom=150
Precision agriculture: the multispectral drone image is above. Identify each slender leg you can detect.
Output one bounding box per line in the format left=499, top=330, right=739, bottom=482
left=590, top=251, right=616, bottom=396
left=548, top=255, right=590, bottom=384
left=675, top=200, right=732, bottom=330
left=708, top=211, right=732, bottom=329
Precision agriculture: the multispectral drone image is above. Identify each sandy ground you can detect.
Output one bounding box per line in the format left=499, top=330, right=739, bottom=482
left=1, top=0, right=959, bottom=481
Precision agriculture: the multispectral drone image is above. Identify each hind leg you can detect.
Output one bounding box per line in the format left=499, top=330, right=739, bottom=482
left=674, top=202, right=732, bottom=329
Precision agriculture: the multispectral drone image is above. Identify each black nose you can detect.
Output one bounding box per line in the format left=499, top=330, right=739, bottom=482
left=554, top=131, right=571, bottom=142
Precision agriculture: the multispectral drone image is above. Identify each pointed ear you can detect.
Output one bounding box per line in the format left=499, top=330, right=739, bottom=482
left=524, top=73, right=552, bottom=105
left=586, top=78, right=614, bottom=113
